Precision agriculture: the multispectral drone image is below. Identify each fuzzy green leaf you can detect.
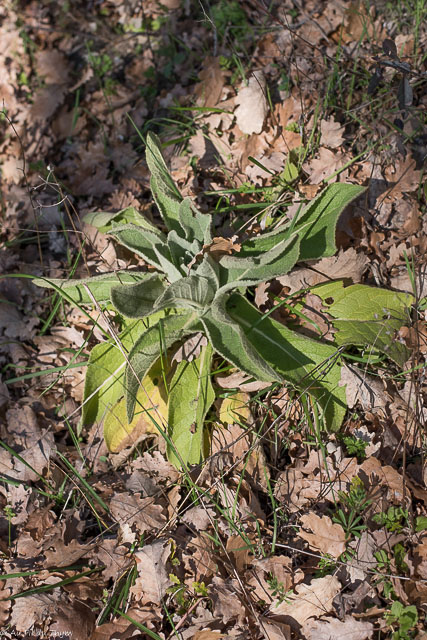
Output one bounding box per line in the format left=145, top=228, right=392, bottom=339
left=82, top=318, right=151, bottom=426
left=313, top=281, right=413, bottom=366
left=84, top=206, right=164, bottom=236
left=236, top=183, right=365, bottom=262
left=111, top=275, right=167, bottom=318
left=154, top=275, right=216, bottom=313
left=108, top=225, right=182, bottom=282
left=167, top=343, right=215, bottom=468
left=219, top=234, right=300, bottom=289
left=126, top=311, right=199, bottom=422
left=201, top=294, right=280, bottom=383
left=146, top=132, right=183, bottom=234
left=33, top=271, right=151, bottom=306
left=178, top=197, right=212, bottom=245
left=227, top=293, right=346, bottom=431
left=292, top=183, right=365, bottom=260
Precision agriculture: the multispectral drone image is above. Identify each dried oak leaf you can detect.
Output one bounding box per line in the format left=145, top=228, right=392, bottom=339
left=304, top=148, right=349, bottom=184
left=110, top=492, right=166, bottom=534
left=320, top=117, right=345, bottom=149
left=209, top=577, right=247, bottom=625
left=270, top=575, right=341, bottom=626
left=302, top=615, right=373, bottom=640
left=339, top=364, right=389, bottom=411
left=277, top=248, right=368, bottom=293
left=131, top=540, right=172, bottom=605
left=172, top=332, right=208, bottom=364
left=9, top=593, right=60, bottom=632
left=235, top=71, right=268, bottom=135
left=90, top=607, right=161, bottom=640
left=299, top=512, right=346, bottom=558
left=44, top=539, right=95, bottom=567
left=195, top=56, right=229, bottom=108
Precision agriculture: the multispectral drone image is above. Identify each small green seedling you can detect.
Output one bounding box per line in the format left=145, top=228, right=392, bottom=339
left=385, top=601, right=418, bottom=640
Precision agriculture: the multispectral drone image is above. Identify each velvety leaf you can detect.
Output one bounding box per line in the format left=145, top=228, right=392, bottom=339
left=82, top=318, right=150, bottom=425
left=167, top=343, right=215, bottom=467
left=84, top=206, right=164, bottom=237
left=195, top=254, right=220, bottom=288
left=126, top=312, right=199, bottom=422
left=292, top=183, right=365, bottom=260
left=108, top=224, right=182, bottom=282
left=201, top=295, right=280, bottom=383
left=146, top=132, right=183, bottom=234
left=111, top=275, right=166, bottom=318
left=313, top=281, right=413, bottom=365
left=178, top=197, right=212, bottom=245
left=33, top=271, right=150, bottom=306
left=167, top=230, right=202, bottom=269
left=154, top=275, right=215, bottom=313
left=104, top=357, right=169, bottom=452
left=219, top=234, right=300, bottom=288
left=227, top=293, right=346, bottom=431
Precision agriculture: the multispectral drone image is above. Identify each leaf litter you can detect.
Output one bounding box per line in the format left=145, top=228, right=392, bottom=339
left=0, top=0, right=425, bottom=638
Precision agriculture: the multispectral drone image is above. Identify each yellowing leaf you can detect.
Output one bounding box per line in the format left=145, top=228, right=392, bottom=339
left=219, top=392, right=251, bottom=425
left=104, top=359, right=169, bottom=453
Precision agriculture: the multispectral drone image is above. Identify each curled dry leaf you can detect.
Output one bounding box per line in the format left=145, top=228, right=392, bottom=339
left=110, top=492, right=166, bottom=534
left=172, top=332, right=208, bottom=364
left=302, top=615, right=374, bottom=640
left=277, top=248, right=368, bottom=294
left=320, top=117, right=345, bottom=149
left=269, top=575, right=341, bottom=625
left=235, top=71, right=268, bottom=135
left=131, top=540, right=172, bottom=605
left=299, top=512, right=346, bottom=558
left=215, top=370, right=271, bottom=393
left=339, top=363, right=389, bottom=411
left=304, top=147, right=349, bottom=184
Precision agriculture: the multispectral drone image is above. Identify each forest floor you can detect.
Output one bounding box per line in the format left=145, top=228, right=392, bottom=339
left=0, top=1, right=426, bottom=639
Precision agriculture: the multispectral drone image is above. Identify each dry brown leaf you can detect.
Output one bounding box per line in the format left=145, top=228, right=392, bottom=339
left=339, top=364, right=389, bottom=411
left=215, top=370, right=271, bottom=393
left=299, top=512, right=346, bottom=558
left=9, top=593, right=60, bottom=632
left=44, top=539, right=95, bottom=567
left=209, top=576, right=247, bottom=625
left=131, top=540, right=172, bottom=605
left=270, top=575, right=341, bottom=625
left=235, top=71, right=268, bottom=135
left=35, top=49, right=70, bottom=85
left=195, top=56, right=229, bottom=108
left=110, top=493, right=166, bottom=534
left=172, top=332, right=208, bottom=364
left=305, top=147, right=349, bottom=184
left=182, top=505, right=215, bottom=531
left=320, top=117, right=345, bottom=149
left=302, top=615, right=374, bottom=640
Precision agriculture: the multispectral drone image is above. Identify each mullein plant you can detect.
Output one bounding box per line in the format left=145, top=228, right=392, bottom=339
left=35, top=134, right=412, bottom=467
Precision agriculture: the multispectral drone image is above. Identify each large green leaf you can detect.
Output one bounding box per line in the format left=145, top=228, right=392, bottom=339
left=84, top=206, right=164, bottom=237
left=218, top=234, right=300, bottom=289
left=108, top=225, right=182, bottom=282
left=111, top=275, right=167, bottom=318
left=126, top=311, right=199, bottom=422
left=154, top=275, right=216, bottom=313
left=82, top=318, right=150, bottom=425
left=167, top=343, right=215, bottom=467
left=33, top=271, right=151, bottom=306
left=146, top=132, right=183, bottom=235
left=227, top=293, right=346, bottom=431
left=201, top=294, right=280, bottom=383
left=178, top=198, right=212, bottom=245
left=236, top=183, right=365, bottom=262
left=292, top=183, right=365, bottom=260
left=313, top=281, right=413, bottom=366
